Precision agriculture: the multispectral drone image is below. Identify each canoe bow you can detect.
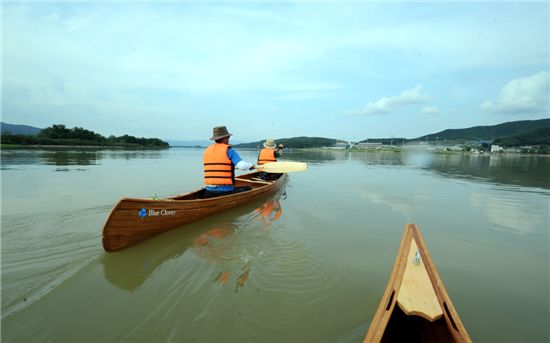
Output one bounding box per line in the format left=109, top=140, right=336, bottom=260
left=364, top=224, right=471, bottom=342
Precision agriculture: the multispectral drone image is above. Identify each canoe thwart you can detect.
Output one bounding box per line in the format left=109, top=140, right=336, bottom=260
left=235, top=178, right=273, bottom=185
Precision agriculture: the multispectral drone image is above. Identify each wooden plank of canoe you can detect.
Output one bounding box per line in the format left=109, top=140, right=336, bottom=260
left=412, top=225, right=471, bottom=342
left=235, top=177, right=273, bottom=185
left=396, top=238, right=443, bottom=321
left=364, top=224, right=412, bottom=343
left=102, top=172, right=287, bottom=252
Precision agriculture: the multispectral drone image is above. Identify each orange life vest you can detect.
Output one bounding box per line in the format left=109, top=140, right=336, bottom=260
left=203, top=143, right=234, bottom=185
left=257, top=148, right=277, bottom=165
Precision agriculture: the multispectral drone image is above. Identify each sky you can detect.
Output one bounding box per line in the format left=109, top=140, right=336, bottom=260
left=2, top=1, right=549, bottom=142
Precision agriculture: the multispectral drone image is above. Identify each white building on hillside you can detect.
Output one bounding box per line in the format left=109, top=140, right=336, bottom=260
left=491, top=145, right=504, bottom=153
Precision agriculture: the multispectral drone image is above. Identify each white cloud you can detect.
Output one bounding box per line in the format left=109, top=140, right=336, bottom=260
left=481, top=71, right=550, bottom=114
left=353, top=84, right=432, bottom=115
left=421, top=106, right=439, bottom=115
left=3, top=3, right=549, bottom=140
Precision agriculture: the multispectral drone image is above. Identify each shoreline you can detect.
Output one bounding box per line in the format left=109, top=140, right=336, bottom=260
left=1, top=144, right=168, bottom=150
left=239, top=146, right=550, bottom=156
left=2, top=144, right=548, bottom=156
left=299, top=146, right=550, bottom=156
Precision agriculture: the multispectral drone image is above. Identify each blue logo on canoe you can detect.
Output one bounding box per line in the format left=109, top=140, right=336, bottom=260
left=139, top=208, right=147, bottom=219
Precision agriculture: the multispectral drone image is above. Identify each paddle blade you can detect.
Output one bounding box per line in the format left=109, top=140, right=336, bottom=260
left=258, top=162, right=308, bottom=173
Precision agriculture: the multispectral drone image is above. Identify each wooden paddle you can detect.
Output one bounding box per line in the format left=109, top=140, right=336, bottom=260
left=257, top=161, right=307, bottom=173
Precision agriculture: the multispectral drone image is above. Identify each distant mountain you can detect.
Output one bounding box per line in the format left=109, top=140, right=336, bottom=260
left=1, top=122, right=42, bottom=135
left=413, top=119, right=550, bottom=142
left=234, top=136, right=339, bottom=149
left=166, top=139, right=245, bottom=147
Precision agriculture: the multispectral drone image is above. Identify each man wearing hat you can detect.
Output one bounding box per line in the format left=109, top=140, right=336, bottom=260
left=203, top=126, right=255, bottom=198
left=257, top=138, right=284, bottom=180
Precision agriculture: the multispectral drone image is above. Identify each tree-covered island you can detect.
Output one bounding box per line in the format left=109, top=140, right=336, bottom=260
left=1, top=124, right=169, bottom=148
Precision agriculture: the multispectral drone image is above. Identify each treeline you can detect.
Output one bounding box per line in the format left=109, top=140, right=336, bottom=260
left=492, top=127, right=550, bottom=147
left=358, top=137, right=408, bottom=145
left=1, top=124, right=169, bottom=148
left=228, top=119, right=550, bottom=150
left=235, top=136, right=338, bottom=149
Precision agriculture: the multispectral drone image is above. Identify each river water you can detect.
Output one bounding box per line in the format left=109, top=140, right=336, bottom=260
left=1, top=147, right=549, bottom=342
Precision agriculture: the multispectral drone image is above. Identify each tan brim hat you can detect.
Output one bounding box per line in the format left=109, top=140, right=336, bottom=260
left=263, top=138, right=276, bottom=148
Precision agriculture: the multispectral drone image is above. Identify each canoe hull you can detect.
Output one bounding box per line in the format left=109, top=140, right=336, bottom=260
left=364, top=224, right=471, bottom=343
left=102, top=172, right=287, bottom=252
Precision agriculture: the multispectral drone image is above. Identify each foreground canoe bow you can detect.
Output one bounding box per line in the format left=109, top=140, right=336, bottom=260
left=364, top=224, right=471, bottom=342
left=102, top=172, right=287, bottom=252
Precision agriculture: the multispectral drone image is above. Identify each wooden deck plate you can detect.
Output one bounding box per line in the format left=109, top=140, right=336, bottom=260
left=396, top=239, right=443, bottom=321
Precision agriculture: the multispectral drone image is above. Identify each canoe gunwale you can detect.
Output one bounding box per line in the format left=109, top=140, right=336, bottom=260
left=102, top=172, right=286, bottom=252
left=409, top=225, right=468, bottom=339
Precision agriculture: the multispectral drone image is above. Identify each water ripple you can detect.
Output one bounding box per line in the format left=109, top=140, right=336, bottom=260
left=1, top=206, right=108, bottom=318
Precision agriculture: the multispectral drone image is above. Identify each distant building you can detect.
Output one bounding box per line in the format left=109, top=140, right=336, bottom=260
left=491, top=145, right=504, bottom=153
left=333, top=141, right=350, bottom=149
left=355, top=142, right=382, bottom=148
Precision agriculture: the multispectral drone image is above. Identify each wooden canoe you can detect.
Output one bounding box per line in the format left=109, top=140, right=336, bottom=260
left=364, top=224, right=471, bottom=343
left=102, top=172, right=287, bottom=252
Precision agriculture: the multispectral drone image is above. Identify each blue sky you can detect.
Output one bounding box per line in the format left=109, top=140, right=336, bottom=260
left=2, top=1, right=549, bottom=142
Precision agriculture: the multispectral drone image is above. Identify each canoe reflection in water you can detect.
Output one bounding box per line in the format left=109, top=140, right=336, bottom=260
left=101, top=192, right=285, bottom=292
left=253, top=197, right=283, bottom=225
left=191, top=195, right=285, bottom=292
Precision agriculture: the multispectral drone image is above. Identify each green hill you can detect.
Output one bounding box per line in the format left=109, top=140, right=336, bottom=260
left=492, top=127, right=550, bottom=147
left=413, top=119, right=550, bottom=142
left=1, top=122, right=42, bottom=135
left=234, top=136, right=339, bottom=149
left=229, top=119, right=550, bottom=149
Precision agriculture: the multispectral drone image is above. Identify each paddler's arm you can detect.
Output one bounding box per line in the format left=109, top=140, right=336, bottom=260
left=227, top=147, right=255, bottom=170
left=276, top=144, right=284, bottom=157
